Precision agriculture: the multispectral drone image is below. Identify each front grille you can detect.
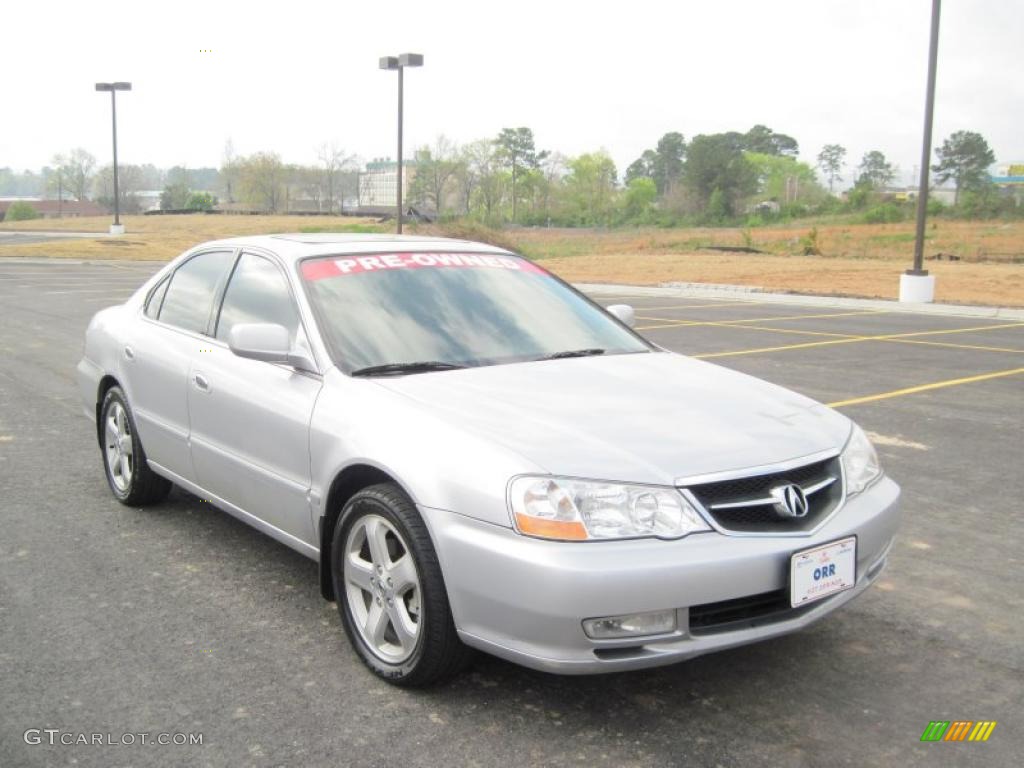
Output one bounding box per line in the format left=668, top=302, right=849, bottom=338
left=685, top=456, right=843, bottom=533
left=689, top=588, right=819, bottom=636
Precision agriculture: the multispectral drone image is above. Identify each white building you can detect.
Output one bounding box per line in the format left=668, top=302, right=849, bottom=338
left=358, top=159, right=415, bottom=208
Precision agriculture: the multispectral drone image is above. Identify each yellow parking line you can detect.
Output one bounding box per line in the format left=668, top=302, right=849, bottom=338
left=696, top=337, right=865, bottom=358
left=693, top=322, right=1024, bottom=359
left=690, top=322, right=1024, bottom=350
left=622, top=300, right=760, bottom=312
left=827, top=367, right=1024, bottom=408
left=704, top=324, right=856, bottom=338
left=883, top=338, right=1024, bottom=355
left=637, top=309, right=886, bottom=331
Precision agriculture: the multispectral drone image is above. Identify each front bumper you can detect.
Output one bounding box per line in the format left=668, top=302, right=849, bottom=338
left=423, top=475, right=900, bottom=674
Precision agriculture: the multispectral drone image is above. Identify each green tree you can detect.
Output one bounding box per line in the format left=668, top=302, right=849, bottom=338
left=653, top=132, right=686, bottom=194
left=857, top=150, right=895, bottom=189
left=186, top=191, right=217, bottom=211
left=706, top=188, right=728, bottom=221
left=563, top=151, right=618, bottom=225
left=3, top=201, right=41, bottom=221
left=410, top=136, right=460, bottom=217
left=620, top=177, right=657, bottom=223
left=160, top=182, right=190, bottom=210
left=626, top=134, right=687, bottom=196
left=683, top=134, right=758, bottom=216
left=816, top=144, right=846, bottom=193
left=745, top=152, right=821, bottom=204
left=624, top=149, right=657, bottom=185
left=494, top=127, right=545, bottom=223
left=932, top=130, right=996, bottom=205
left=744, top=125, right=799, bottom=157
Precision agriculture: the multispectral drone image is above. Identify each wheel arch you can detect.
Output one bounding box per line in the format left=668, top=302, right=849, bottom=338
left=95, top=374, right=122, bottom=447
left=319, top=463, right=412, bottom=601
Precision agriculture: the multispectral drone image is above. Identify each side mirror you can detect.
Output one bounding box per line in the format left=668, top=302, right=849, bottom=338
left=227, top=323, right=317, bottom=372
left=607, top=304, right=636, bottom=328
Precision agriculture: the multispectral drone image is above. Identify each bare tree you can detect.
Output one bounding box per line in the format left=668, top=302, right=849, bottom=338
left=220, top=139, right=239, bottom=204
left=317, top=142, right=354, bottom=213
left=464, top=139, right=504, bottom=222
left=51, top=148, right=96, bottom=201
left=237, top=152, right=287, bottom=212
left=411, top=136, right=460, bottom=217
left=93, top=163, right=144, bottom=213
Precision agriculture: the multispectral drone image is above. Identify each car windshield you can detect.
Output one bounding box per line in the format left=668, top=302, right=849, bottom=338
left=300, top=251, right=650, bottom=373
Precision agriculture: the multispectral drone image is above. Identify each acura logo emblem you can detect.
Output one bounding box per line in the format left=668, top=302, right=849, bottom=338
left=770, top=483, right=809, bottom=518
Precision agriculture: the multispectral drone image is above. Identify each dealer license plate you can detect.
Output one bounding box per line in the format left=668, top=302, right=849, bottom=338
left=790, top=536, right=857, bottom=608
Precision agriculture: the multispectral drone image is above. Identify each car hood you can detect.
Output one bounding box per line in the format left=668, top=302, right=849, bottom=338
left=374, top=352, right=851, bottom=485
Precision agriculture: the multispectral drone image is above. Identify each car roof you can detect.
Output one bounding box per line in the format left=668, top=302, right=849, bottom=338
left=192, top=233, right=516, bottom=263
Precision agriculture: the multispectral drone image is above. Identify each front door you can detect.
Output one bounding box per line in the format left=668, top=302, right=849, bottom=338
left=186, top=252, right=322, bottom=547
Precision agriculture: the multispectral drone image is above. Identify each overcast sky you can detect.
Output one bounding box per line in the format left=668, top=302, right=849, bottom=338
left=5, top=0, right=1021, bottom=185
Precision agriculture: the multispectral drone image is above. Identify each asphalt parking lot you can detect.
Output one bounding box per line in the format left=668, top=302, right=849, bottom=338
left=1, top=259, right=1021, bottom=767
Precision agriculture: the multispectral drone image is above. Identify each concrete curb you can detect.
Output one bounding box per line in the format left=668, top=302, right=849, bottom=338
left=577, top=282, right=1024, bottom=320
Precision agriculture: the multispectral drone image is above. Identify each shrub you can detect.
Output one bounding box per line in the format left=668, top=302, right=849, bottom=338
left=862, top=204, right=904, bottom=224
left=799, top=227, right=821, bottom=256
left=3, top=201, right=41, bottom=221
left=185, top=191, right=217, bottom=211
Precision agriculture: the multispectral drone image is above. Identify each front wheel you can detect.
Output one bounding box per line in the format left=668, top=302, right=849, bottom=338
left=331, top=483, right=471, bottom=686
left=100, top=386, right=171, bottom=506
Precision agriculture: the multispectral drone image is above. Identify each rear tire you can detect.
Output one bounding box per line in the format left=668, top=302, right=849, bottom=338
left=331, top=482, right=472, bottom=687
left=100, top=386, right=171, bottom=506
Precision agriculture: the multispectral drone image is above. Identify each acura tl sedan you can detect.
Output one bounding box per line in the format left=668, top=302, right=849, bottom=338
left=78, top=234, right=900, bottom=686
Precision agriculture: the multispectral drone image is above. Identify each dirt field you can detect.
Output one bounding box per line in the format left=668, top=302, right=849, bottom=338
left=1, top=215, right=1021, bottom=306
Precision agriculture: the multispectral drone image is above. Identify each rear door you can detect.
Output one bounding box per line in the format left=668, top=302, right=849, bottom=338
left=187, top=251, right=322, bottom=547
left=126, top=249, right=235, bottom=482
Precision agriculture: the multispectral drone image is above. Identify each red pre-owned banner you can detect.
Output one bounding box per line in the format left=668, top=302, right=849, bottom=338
left=301, top=252, right=547, bottom=281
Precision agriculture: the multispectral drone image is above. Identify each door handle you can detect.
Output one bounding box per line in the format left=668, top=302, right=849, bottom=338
left=123, top=345, right=135, bottom=361
left=192, top=372, right=210, bottom=392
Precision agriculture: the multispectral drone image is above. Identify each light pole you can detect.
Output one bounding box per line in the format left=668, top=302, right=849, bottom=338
left=379, top=53, right=423, bottom=234
left=901, top=0, right=941, bottom=303
left=95, top=81, right=132, bottom=235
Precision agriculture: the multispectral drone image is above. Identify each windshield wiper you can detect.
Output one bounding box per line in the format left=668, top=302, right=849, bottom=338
left=349, top=361, right=468, bottom=377
left=539, top=348, right=607, bottom=360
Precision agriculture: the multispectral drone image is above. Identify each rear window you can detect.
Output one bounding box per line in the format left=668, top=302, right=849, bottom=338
left=144, top=276, right=170, bottom=319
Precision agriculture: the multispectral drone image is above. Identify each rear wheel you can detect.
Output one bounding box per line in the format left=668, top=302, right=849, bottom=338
left=100, top=386, right=171, bottom=506
left=331, top=483, right=471, bottom=686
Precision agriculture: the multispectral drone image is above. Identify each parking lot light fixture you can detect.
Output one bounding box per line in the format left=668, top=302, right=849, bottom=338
left=95, top=81, right=132, bottom=235
left=379, top=53, right=423, bottom=235
left=901, top=0, right=941, bottom=303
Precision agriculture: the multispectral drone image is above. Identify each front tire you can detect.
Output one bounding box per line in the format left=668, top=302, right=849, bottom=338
left=331, top=483, right=471, bottom=686
left=100, top=386, right=171, bottom=506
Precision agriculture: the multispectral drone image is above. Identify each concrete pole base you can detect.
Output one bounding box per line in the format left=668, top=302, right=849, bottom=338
left=899, top=273, right=935, bottom=303
left=108, top=224, right=126, bottom=235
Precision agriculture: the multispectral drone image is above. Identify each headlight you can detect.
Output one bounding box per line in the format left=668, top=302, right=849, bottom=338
left=509, top=476, right=710, bottom=541
left=841, top=424, right=882, bottom=496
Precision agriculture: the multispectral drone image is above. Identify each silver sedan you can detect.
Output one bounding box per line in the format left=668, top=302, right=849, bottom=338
left=78, top=234, right=900, bottom=686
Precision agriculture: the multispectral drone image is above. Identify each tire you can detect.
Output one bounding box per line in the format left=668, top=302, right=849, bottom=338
left=99, top=386, right=172, bottom=506
left=331, top=482, right=472, bottom=687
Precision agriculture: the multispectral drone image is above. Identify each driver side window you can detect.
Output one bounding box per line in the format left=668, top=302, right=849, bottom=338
left=215, top=253, right=300, bottom=343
